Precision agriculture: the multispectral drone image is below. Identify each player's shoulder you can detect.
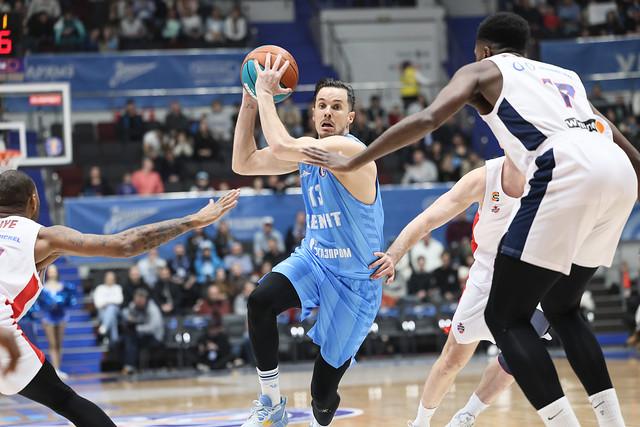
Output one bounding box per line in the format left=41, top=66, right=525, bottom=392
left=322, top=134, right=367, bottom=155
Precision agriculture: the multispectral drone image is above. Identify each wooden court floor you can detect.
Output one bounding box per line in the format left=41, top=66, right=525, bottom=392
left=1, top=356, right=638, bottom=426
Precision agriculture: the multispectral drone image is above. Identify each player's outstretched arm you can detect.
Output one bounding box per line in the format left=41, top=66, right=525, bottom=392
left=591, top=105, right=640, bottom=198
left=231, top=91, right=298, bottom=176
left=0, top=329, right=19, bottom=375
left=303, top=62, right=493, bottom=172
left=370, top=166, right=485, bottom=283
left=35, top=190, right=240, bottom=263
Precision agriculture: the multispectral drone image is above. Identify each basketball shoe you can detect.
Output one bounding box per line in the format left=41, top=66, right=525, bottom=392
left=241, top=394, right=289, bottom=426
left=445, top=411, right=476, bottom=427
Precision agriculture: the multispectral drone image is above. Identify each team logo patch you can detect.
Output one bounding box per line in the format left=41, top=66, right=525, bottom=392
left=319, top=167, right=327, bottom=177
left=491, top=192, right=500, bottom=202
left=491, top=205, right=500, bottom=214
left=456, top=322, right=465, bottom=334
left=1, top=408, right=363, bottom=426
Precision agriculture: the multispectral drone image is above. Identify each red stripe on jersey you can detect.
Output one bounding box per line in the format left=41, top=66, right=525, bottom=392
left=10, top=274, right=39, bottom=319
left=4, top=300, right=45, bottom=363
left=470, top=212, right=480, bottom=254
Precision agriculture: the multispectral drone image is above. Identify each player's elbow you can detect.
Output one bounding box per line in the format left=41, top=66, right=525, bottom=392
left=231, top=158, right=248, bottom=175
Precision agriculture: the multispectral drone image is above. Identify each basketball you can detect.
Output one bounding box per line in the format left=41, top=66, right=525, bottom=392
left=241, top=45, right=299, bottom=103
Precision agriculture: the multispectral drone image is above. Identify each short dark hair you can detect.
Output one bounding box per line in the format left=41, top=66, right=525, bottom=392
left=313, top=78, right=355, bottom=112
left=0, top=170, right=36, bottom=211
left=476, top=12, right=530, bottom=55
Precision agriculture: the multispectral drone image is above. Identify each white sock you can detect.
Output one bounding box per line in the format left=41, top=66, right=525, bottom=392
left=412, top=402, right=436, bottom=427
left=257, top=367, right=280, bottom=405
left=457, top=393, right=489, bottom=417
left=589, top=388, right=625, bottom=427
left=537, top=396, right=580, bottom=426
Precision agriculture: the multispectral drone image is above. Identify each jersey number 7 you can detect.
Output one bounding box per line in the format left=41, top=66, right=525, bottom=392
left=542, top=78, right=576, bottom=108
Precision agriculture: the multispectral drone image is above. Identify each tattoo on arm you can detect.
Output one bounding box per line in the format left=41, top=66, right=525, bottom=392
left=116, top=217, right=194, bottom=255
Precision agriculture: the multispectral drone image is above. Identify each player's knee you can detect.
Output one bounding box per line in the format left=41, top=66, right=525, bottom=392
left=46, top=382, right=76, bottom=413
left=440, top=347, right=468, bottom=372
left=247, top=286, right=271, bottom=317
left=484, top=303, right=503, bottom=336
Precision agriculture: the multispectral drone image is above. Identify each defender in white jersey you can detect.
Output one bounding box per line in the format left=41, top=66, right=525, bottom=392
left=0, top=170, right=239, bottom=427
left=304, top=12, right=640, bottom=427
left=371, top=156, right=545, bottom=427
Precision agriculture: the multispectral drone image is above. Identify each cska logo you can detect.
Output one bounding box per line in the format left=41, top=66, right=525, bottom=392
left=491, top=191, right=500, bottom=202
left=0, top=14, right=12, bottom=55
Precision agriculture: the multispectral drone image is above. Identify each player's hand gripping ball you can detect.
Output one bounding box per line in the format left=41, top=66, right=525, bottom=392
left=241, top=45, right=299, bottom=103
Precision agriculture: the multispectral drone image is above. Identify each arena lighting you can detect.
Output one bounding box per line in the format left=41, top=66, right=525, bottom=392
left=290, top=326, right=304, bottom=337
left=175, top=333, right=182, bottom=343
left=369, top=322, right=379, bottom=334
left=182, top=332, right=191, bottom=344
left=438, top=319, right=452, bottom=329
left=401, top=321, right=416, bottom=332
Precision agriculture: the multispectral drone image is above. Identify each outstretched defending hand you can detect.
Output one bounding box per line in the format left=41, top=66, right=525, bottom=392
left=369, top=251, right=396, bottom=285
left=0, top=329, right=20, bottom=376
left=254, top=53, right=293, bottom=98
left=192, top=190, right=240, bottom=228
left=302, top=146, right=355, bottom=173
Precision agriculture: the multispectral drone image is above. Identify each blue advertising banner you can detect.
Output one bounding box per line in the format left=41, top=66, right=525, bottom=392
left=23, top=50, right=249, bottom=110
left=64, top=186, right=451, bottom=264
left=540, top=37, right=640, bottom=92
left=64, top=186, right=640, bottom=265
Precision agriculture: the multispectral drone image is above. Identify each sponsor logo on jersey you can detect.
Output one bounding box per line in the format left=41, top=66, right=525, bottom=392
left=300, top=170, right=311, bottom=178
left=564, top=118, right=606, bottom=134
left=491, top=191, right=500, bottom=202
left=0, top=408, right=363, bottom=426
left=491, top=205, right=500, bottom=214
left=457, top=322, right=465, bottom=334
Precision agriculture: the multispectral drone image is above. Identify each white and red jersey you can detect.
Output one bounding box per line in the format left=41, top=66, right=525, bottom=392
left=468, top=157, right=518, bottom=288
left=0, top=216, right=43, bottom=321
left=480, top=53, right=611, bottom=174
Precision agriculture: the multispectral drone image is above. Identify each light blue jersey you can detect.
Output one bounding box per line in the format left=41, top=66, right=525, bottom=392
left=271, top=134, right=385, bottom=368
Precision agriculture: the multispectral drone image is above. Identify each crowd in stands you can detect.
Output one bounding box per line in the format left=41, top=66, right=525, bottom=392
left=505, top=0, right=640, bottom=43
left=4, top=0, right=250, bottom=54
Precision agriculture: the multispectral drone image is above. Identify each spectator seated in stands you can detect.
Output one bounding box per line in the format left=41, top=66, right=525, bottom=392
left=195, top=244, right=224, bottom=285
left=172, top=130, right=194, bottom=159
left=161, top=8, right=181, bottom=45
left=407, top=256, right=434, bottom=303
left=187, top=227, right=213, bottom=260
left=402, top=149, right=438, bottom=184
left=121, top=288, right=164, bottom=375
left=556, top=0, right=581, bottom=36
left=367, top=94, right=387, bottom=124
left=278, top=97, right=304, bottom=138
left=157, top=149, right=185, bottom=192
left=285, top=211, right=306, bottom=253
left=263, top=238, right=287, bottom=267
left=143, top=127, right=165, bottom=161
left=445, top=211, right=472, bottom=248
left=119, top=5, right=147, bottom=48
left=165, top=101, right=190, bottom=134
left=430, top=251, right=461, bottom=303
left=196, top=318, right=234, bottom=371
left=181, top=7, right=203, bottom=45
left=168, top=243, right=191, bottom=282
left=194, top=284, right=231, bottom=317
left=214, top=220, right=235, bottom=257
left=99, top=25, right=119, bottom=51
left=194, top=118, right=221, bottom=161
left=117, top=172, right=137, bottom=195
left=223, top=5, right=248, bottom=46
left=132, top=157, right=165, bottom=194
left=117, top=99, right=146, bottom=143
left=53, top=10, right=85, bottom=51
left=224, top=242, right=253, bottom=276
left=152, top=266, right=181, bottom=316
left=204, top=6, right=225, bottom=45
left=265, top=175, right=287, bottom=194
left=190, top=171, right=214, bottom=192
left=234, top=281, right=255, bottom=316
left=410, top=234, right=444, bottom=274
left=228, top=263, right=248, bottom=297
left=137, top=248, right=167, bottom=289
left=123, top=265, right=152, bottom=306
left=25, top=0, right=60, bottom=50
left=253, top=217, right=285, bottom=262
left=82, top=166, right=112, bottom=196
left=93, top=271, right=124, bottom=345
left=206, top=99, right=233, bottom=146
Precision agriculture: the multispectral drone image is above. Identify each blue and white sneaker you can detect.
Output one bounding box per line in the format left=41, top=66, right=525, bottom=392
left=241, top=394, right=289, bottom=427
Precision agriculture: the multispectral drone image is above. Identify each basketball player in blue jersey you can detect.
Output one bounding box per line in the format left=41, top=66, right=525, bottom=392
left=232, top=55, right=384, bottom=427
left=305, top=13, right=640, bottom=427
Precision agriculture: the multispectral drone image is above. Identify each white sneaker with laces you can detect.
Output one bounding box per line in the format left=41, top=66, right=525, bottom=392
left=445, top=412, right=476, bottom=427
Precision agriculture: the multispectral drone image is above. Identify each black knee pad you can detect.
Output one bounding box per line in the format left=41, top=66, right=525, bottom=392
left=312, top=393, right=341, bottom=426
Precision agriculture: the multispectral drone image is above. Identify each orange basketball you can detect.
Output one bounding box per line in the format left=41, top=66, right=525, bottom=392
left=241, top=45, right=299, bottom=102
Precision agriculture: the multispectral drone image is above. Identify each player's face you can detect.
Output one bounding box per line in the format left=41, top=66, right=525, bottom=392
left=313, top=87, right=355, bottom=138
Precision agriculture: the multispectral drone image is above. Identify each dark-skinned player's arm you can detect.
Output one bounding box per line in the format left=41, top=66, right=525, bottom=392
left=591, top=104, right=640, bottom=198
left=231, top=91, right=298, bottom=176
left=303, top=62, right=487, bottom=171
left=253, top=53, right=369, bottom=164
left=34, top=190, right=240, bottom=264
left=0, top=328, right=20, bottom=375
left=370, top=166, right=485, bottom=284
